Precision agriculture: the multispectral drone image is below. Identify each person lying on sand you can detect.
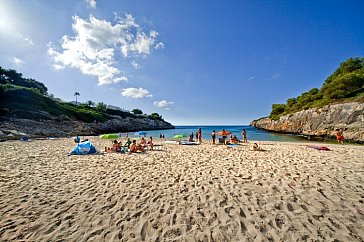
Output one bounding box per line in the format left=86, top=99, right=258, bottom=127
left=252, top=143, right=266, bottom=151
left=129, top=140, right=145, bottom=154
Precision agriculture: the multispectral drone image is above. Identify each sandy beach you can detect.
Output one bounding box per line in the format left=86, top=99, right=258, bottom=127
left=0, top=138, right=364, bottom=241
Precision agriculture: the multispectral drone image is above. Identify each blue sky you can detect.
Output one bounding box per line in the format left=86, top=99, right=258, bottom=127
left=1, top=0, right=363, bottom=125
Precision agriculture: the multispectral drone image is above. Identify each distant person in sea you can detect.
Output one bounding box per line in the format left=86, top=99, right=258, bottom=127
left=198, top=128, right=202, bottom=143
left=162, top=134, right=165, bottom=139
left=211, top=130, right=216, bottom=144
left=336, top=129, right=344, bottom=144
left=160, top=133, right=162, bottom=138
left=195, top=131, right=198, bottom=141
left=242, top=129, right=247, bottom=143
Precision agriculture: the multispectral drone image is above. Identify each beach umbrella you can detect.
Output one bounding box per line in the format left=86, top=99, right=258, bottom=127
left=217, top=130, right=231, bottom=136
left=173, top=134, right=186, bottom=139
left=135, top=131, right=147, bottom=136
left=100, top=133, right=119, bottom=139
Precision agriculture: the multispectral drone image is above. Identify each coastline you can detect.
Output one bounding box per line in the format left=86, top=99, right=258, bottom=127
left=1, top=138, right=363, bottom=241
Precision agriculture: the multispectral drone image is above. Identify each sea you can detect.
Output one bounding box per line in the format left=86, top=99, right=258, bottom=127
left=121, top=125, right=311, bottom=142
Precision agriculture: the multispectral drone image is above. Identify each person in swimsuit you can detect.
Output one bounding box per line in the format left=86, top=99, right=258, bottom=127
left=242, top=129, right=247, bottom=143
left=336, top=129, right=344, bottom=144
left=211, top=130, right=216, bottom=144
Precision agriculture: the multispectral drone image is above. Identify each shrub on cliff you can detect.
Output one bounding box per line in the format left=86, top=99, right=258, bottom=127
left=269, top=57, right=364, bottom=119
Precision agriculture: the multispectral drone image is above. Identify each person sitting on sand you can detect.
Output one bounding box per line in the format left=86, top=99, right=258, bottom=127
left=189, top=132, right=194, bottom=142
left=231, top=135, right=240, bottom=143
left=140, top=137, right=147, bottom=148
left=129, top=140, right=145, bottom=153
left=124, top=138, right=132, bottom=149
left=252, top=143, right=265, bottom=151
left=105, top=140, right=121, bottom=152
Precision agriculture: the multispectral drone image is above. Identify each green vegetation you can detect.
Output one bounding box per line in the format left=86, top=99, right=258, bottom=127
left=0, top=67, right=164, bottom=123
left=131, top=109, right=143, bottom=115
left=269, top=57, right=364, bottom=120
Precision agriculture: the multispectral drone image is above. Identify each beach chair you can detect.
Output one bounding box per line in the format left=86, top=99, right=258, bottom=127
left=218, top=137, right=225, bottom=144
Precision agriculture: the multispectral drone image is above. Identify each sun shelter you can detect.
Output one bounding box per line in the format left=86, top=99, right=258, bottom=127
left=69, top=140, right=98, bottom=155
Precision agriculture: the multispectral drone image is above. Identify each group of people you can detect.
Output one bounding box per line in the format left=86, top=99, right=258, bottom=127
left=105, top=136, right=154, bottom=154
left=210, top=129, right=248, bottom=145
left=189, top=128, right=203, bottom=143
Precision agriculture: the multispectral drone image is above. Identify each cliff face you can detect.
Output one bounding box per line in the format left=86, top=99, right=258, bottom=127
left=0, top=116, right=174, bottom=141
left=250, top=102, right=364, bottom=143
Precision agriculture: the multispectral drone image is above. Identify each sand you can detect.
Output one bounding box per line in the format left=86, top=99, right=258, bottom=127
left=0, top=138, right=364, bottom=241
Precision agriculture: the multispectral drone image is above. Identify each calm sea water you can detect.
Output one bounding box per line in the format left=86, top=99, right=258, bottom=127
left=122, top=125, right=310, bottom=142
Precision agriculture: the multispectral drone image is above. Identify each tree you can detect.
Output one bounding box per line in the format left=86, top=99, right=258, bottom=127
left=86, top=100, right=95, bottom=107
left=74, top=92, right=80, bottom=104
left=131, top=109, right=143, bottom=114
left=96, top=102, right=107, bottom=112
left=149, top=112, right=162, bottom=120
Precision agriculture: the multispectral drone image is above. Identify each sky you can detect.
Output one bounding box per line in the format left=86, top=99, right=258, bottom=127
left=1, top=0, right=363, bottom=125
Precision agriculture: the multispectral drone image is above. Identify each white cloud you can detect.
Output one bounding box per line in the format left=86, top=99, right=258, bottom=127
left=248, top=76, right=254, bottom=81
left=154, top=100, right=173, bottom=109
left=121, top=87, right=152, bottom=98
left=10, top=57, right=24, bottom=65
left=131, top=60, right=140, bottom=69
left=24, top=35, right=34, bottom=46
left=86, top=0, right=96, bottom=9
left=48, top=14, right=163, bottom=85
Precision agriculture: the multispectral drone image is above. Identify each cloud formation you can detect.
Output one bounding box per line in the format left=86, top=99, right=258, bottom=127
left=154, top=100, right=173, bottom=109
left=10, top=57, right=24, bottom=65
left=48, top=14, right=163, bottom=85
left=121, top=87, right=152, bottom=98
left=86, top=0, right=96, bottom=9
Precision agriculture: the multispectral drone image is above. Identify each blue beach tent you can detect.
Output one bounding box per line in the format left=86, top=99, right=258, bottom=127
left=69, top=140, right=97, bottom=155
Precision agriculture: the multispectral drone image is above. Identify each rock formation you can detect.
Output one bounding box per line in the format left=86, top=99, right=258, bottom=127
left=0, top=116, right=174, bottom=141
left=250, top=102, right=364, bottom=143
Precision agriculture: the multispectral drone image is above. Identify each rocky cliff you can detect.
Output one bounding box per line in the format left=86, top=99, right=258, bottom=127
left=0, top=116, right=174, bottom=141
left=250, top=102, right=364, bottom=143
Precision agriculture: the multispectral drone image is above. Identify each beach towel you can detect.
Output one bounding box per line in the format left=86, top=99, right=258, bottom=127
left=69, top=140, right=98, bottom=155
left=180, top=141, right=199, bottom=145
left=306, top=145, right=330, bottom=151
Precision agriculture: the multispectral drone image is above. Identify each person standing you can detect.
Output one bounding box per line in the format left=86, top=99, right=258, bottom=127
left=336, top=129, right=344, bottom=144
left=211, top=130, right=216, bottom=144
left=198, top=128, right=202, bottom=143
left=242, top=129, right=247, bottom=143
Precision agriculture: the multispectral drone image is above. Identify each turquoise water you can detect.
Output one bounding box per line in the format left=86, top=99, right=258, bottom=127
left=121, top=125, right=310, bottom=142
